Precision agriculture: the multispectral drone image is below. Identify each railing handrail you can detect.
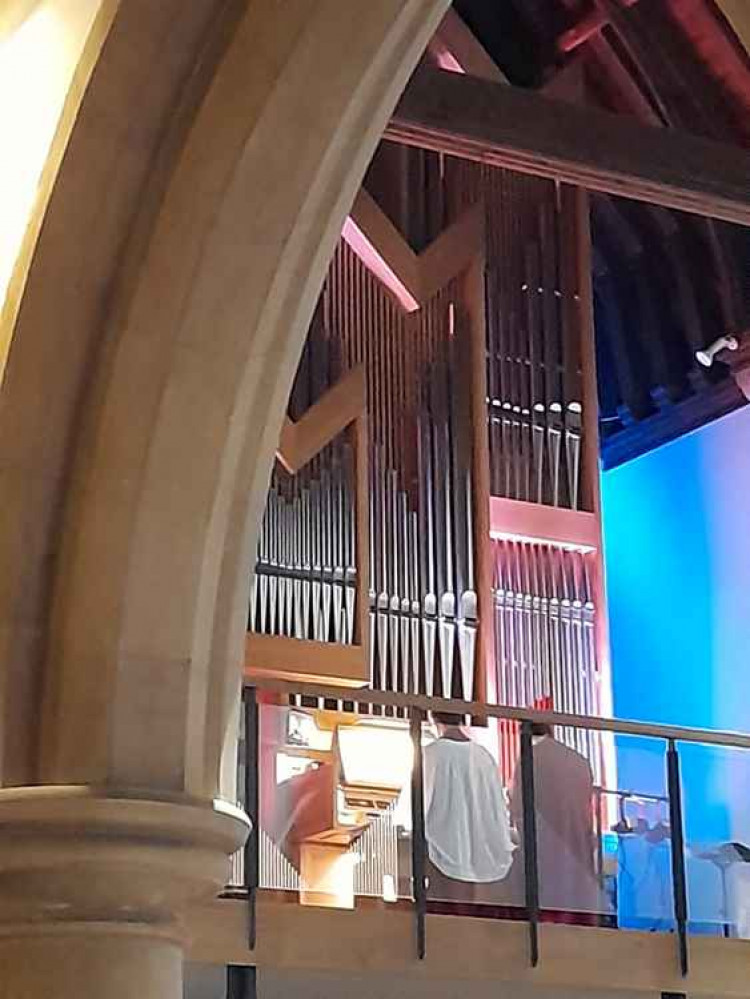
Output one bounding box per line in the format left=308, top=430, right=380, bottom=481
left=250, top=677, right=750, bottom=751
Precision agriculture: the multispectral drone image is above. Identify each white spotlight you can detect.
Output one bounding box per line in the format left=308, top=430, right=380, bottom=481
left=695, top=335, right=739, bottom=368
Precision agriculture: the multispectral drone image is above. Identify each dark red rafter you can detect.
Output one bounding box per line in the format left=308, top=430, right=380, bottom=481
left=558, top=0, right=639, bottom=53
left=667, top=0, right=750, bottom=146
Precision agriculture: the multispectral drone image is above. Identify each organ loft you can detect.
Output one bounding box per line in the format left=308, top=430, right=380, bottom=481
left=241, top=137, right=614, bottom=903
left=237, top=14, right=750, bottom=912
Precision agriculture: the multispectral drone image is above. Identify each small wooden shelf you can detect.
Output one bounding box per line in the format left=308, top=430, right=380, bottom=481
left=489, top=495, right=599, bottom=552
left=244, top=633, right=369, bottom=688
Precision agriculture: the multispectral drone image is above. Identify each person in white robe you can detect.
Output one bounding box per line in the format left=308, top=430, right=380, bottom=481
left=421, top=712, right=515, bottom=903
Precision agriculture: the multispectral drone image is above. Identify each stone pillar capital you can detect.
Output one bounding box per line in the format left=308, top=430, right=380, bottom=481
left=0, top=787, right=249, bottom=937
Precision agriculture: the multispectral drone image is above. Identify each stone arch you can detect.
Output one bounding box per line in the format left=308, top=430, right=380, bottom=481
left=0, top=0, right=450, bottom=797
left=0, top=0, right=41, bottom=39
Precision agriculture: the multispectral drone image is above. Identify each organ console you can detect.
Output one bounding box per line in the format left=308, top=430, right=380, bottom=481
left=261, top=705, right=411, bottom=907
left=247, top=140, right=613, bottom=903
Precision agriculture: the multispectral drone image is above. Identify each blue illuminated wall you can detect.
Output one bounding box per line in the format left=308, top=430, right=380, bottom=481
left=602, top=404, right=750, bottom=845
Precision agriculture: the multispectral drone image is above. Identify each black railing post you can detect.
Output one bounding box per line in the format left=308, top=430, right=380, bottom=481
left=520, top=720, right=540, bottom=968
left=243, top=686, right=260, bottom=951
left=593, top=786, right=604, bottom=889
left=666, top=739, right=689, bottom=977
left=226, top=964, right=256, bottom=999
left=410, top=706, right=427, bottom=960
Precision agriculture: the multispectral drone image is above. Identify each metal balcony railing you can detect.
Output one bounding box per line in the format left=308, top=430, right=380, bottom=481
left=229, top=680, right=750, bottom=979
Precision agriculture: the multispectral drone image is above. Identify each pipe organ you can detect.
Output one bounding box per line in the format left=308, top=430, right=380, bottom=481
left=251, top=249, right=482, bottom=701
left=246, top=143, right=610, bottom=782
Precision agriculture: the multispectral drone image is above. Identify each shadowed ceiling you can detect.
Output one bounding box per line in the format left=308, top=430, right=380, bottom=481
left=437, top=0, right=750, bottom=466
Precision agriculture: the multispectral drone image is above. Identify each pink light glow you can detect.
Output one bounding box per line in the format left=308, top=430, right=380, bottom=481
left=433, top=44, right=465, bottom=75
left=341, top=215, right=420, bottom=313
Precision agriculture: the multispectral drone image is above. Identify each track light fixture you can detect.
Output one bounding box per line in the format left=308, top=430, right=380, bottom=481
left=695, top=335, right=739, bottom=368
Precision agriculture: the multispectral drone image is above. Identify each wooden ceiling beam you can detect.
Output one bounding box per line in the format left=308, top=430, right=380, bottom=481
left=386, top=68, right=750, bottom=227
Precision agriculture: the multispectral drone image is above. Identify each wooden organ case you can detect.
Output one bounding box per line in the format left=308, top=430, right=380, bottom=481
left=246, top=141, right=612, bottom=903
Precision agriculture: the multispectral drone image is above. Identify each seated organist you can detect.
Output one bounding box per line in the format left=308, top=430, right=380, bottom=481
left=421, top=711, right=516, bottom=904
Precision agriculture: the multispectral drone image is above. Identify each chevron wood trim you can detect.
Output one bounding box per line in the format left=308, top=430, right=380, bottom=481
left=276, top=366, right=366, bottom=474
left=342, top=191, right=421, bottom=311
left=342, top=189, right=484, bottom=313
left=418, top=202, right=484, bottom=302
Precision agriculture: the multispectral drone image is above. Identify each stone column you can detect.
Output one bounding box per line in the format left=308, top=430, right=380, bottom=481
left=0, top=789, right=248, bottom=998
left=0, top=3, right=450, bottom=997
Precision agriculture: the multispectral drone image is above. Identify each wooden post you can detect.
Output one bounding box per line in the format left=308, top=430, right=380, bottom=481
left=574, top=186, right=615, bottom=789
left=354, top=413, right=370, bottom=653
left=463, top=237, right=498, bottom=717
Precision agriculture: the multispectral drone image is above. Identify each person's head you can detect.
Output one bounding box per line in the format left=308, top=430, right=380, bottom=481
left=432, top=710, right=465, bottom=734
left=530, top=722, right=553, bottom=739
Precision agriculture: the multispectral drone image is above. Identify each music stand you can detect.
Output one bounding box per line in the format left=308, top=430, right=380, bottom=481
left=695, top=842, right=750, bottom=938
